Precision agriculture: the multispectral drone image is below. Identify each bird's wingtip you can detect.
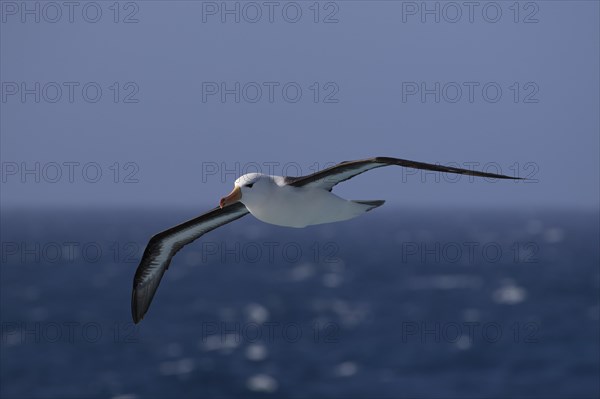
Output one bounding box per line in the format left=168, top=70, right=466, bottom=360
left=131, top=288, right=144, bottom=324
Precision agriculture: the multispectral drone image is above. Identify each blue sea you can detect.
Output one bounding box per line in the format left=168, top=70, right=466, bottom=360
left=1, top=207, right=599, bottom=398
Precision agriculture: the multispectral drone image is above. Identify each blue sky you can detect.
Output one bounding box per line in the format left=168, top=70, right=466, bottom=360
left=1, top=1, right=598, bottom=209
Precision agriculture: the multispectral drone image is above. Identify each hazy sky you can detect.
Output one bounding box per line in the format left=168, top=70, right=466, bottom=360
left=1, top=1, right=598, bottom=209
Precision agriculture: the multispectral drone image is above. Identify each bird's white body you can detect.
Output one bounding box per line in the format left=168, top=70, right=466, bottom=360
left=236, top=174, right=379, bottom=228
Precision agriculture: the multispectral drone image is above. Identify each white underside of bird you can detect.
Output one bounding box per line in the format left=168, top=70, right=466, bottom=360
left=229, top=174, right=383, bottom=228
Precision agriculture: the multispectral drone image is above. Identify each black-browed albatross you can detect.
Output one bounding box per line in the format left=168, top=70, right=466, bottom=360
left=132, top=156, right=521, bottom=323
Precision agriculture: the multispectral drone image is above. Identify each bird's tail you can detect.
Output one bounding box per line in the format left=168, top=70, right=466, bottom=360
left=351, top=200, right=385, bottom=212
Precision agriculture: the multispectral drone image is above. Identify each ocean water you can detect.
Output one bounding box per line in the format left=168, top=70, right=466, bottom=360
left=1, top=207, right=598, bottom=398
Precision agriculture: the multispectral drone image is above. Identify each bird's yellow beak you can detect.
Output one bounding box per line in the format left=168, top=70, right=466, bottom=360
left=219, top=186, right=242, bottom=208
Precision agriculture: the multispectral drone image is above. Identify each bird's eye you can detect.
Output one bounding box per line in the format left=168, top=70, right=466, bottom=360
left=246, top=183, right=254, bottom=188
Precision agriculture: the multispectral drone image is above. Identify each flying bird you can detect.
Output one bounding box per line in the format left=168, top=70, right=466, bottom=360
left=132, top=156, right=521, bottom=323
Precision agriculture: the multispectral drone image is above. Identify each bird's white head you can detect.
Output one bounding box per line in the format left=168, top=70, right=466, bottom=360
left=219, top=173, right=270, bottom=208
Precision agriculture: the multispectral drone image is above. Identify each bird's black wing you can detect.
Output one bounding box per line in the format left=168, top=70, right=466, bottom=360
left=131, top=202, right=249, bottom=323
left=284, top=156, right=521, bottom=191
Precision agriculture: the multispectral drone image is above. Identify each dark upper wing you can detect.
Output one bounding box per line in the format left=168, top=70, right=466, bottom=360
left=132, top=202, right=249, bottom=323
left=284, top=156, right=522, bottom=191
